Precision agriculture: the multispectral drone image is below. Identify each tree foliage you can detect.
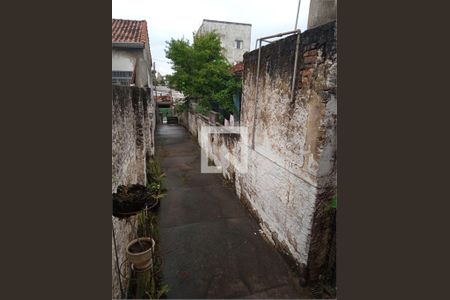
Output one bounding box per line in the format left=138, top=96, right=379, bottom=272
left=165, top=32, right=240, bottom=114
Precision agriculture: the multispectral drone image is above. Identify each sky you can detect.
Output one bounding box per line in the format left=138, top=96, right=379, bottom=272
left=112, top=0, right=311, bottom=75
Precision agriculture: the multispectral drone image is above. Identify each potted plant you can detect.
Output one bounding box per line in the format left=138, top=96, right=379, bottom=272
left=146, top=160, right=167, bottom=209
left=147, top=181, right=166, bottom=209
left=113, top=184, right=158, bottom=218
left=127, top=208, right=155, bottom=272
left=126, top=237, right=155, bottom=271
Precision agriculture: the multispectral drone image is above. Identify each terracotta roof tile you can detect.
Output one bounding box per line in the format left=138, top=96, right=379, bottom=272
left=112, top=19, right=148, bottom=45
left=230, top=62, right=244, bottom=74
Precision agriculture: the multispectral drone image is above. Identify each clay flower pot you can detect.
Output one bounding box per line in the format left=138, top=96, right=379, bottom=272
left=126, top=237, right=155, bottom=271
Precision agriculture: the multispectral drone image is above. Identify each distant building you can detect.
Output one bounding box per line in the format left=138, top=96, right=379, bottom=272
left=112, top=19, right=152, bottom=87
left=197, top=19, right=251, bottom=65
left=154, top=86, right=184, bottom=104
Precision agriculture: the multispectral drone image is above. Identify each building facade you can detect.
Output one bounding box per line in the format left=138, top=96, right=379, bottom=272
left=112, top=19, right=153, bottom=88
left=197, top=19, right=251, bottom=65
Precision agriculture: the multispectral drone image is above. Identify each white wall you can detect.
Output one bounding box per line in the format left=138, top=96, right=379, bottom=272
left=198, top=20, right=251, bottom=64
left=112, top=51, right=135, bottom=71
left=112, top=47, right=152, bottom=88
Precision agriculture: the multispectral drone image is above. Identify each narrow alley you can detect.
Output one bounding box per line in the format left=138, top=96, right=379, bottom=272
left=155, top=124, right=312, bottom=299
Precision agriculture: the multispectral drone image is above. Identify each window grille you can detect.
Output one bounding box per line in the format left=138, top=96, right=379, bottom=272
left=112, top=71, right=133, bottom=86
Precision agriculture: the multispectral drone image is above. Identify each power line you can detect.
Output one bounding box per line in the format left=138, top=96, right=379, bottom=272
left=152, top=58, right=171, bottom=63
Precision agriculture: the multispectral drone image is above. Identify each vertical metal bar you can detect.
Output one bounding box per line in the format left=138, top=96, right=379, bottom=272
left=252, top=39, right=262, bottom=150
left=294, top=0, right=302, bottom=30
left=251, top=27, right=301, bottom=150
left=291, top=31, right=301, bottom=104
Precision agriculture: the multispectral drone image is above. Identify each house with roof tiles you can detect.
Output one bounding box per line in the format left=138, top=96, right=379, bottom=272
left=112, top=19, right=153, bottom=88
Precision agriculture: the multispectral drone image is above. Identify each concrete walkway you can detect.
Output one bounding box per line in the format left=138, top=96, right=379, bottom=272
left=156, top=124, right=311, bottom=299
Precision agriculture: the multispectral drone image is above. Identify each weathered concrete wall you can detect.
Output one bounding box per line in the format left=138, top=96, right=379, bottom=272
left=112, top=216, right=137, bottom=299
left=197, top=19, right=252, bottom=64
left=307, top=0, right=337, bottom=29
left=180, top=22, right=337, bottom=284
left=112, top=85, right=156, bottom=298
left=112, top=85, right=155, bottom=189
left=241, top=21, right=337, bottom=284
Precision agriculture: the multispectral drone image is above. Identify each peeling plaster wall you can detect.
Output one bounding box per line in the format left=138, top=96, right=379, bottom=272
left=241, top=21, right=337, bottom=283
left=112, top=85, right=156, bottom=298
left=179, top=22, right=337, bottom=283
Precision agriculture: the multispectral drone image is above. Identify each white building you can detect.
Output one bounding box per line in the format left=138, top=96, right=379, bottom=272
left=197, top=19, right=251, bottom=65
left=112, top=19, right=152, bottom=88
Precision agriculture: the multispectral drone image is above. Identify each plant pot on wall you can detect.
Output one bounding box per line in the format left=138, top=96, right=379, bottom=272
left=113, top=184, right=158, bottom=218
left=126, top=237, right=155, bottom=271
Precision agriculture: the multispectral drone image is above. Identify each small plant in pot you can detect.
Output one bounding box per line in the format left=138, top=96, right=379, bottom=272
left=112, top=184, right=158, bottom=218
left=127, top=209, right=156, bottom=272
left=147, top=181, right=166, bottom=209
left=146, top=159, right=167, bottom=209
left=126, top=237, right=155, bottom=272
left=147, top=160, right=166, bottom=186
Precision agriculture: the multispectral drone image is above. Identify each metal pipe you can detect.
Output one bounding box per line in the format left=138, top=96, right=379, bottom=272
left=291, top=31, right=301, bottom=104
left=251, top=39, right=262, bottom=150
left=251, top=29, right=301, bottom=149
left=294, top=0, right=302, bottom=30
left=256, top=30, right=300, bottom=45
left=252, top=29, right=300, bottom=150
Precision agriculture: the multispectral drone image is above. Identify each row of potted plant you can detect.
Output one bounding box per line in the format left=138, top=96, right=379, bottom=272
left=122, top=160, right=166, bottom=271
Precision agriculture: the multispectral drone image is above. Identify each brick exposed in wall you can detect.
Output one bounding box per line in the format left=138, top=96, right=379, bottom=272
left=111, top=85, right=155, bottom=298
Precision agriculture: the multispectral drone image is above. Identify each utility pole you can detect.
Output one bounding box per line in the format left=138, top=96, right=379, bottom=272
left=294, top=0, right=302, bottom=30
left=152, top=61, right=161, bottom=124
left=153, top=62, right=158, bottom=98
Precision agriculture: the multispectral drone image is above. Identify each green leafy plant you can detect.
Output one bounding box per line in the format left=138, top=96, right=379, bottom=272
left=127, top=159, right=170, bottom=298
left=134, top=211, right=169, bottom=299
left=330, top=195, right=337, bottom=209
left=165, top=32, right=241, bottom=115
left=147, top=159, right=165, bottom=186
left=146, top=159, right=167, bottom=204
left=174, top=100, right=188, bottom=114
left=195, top=100, right=211, bottom=116
left=137, top=209, right=149, bottom=238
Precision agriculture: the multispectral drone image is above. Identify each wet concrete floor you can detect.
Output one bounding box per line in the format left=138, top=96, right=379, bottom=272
left=156, top=124, right=311, bottom=299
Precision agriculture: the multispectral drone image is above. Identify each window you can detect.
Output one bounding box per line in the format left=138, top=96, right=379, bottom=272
left=112, top=71, right=133, bottom=86
left=235, top=40, right=243, bottom=49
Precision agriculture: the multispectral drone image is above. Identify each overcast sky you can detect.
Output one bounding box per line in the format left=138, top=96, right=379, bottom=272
left=112, top=0, right=311, bottom=75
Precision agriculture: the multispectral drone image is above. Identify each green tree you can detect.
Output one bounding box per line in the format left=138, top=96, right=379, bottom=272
left=165, top=32, right=240, bottom=115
